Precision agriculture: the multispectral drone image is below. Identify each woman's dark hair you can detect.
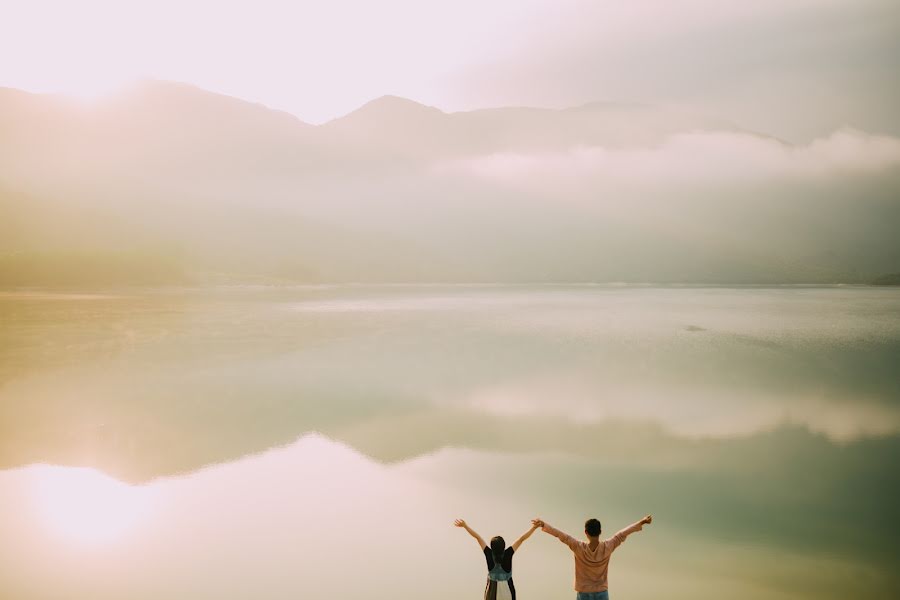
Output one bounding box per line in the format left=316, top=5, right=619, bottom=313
left=490, top=536, right=506, bottom=562
left=585, top=518, right=602, bottom=537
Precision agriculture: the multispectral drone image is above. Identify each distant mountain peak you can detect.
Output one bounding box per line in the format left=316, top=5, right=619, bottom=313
left=325, top=95, right=444, bottom=127
left=360, top=95, right=442, bottom=112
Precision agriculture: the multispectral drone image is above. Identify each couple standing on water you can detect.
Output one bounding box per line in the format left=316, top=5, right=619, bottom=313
left=455, top=513, right=653, bottom=600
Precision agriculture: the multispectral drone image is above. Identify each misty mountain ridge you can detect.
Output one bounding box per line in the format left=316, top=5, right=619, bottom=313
left=1, top=81, right=899, bottom=285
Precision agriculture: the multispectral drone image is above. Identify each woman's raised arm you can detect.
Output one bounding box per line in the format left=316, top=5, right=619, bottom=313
left=454, top=519, right=487, bottom=550
left=511, top=522, right=540, bottom=551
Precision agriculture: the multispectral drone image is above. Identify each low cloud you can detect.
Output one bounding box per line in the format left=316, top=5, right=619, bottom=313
left=442, top=129, right=900, bottom=188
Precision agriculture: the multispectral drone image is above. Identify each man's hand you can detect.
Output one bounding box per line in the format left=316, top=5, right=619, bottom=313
left=532, top=518, right=545, bottom=528
left=640, top=514, right=653, bottom=526
left=454, top=519, right=467, bottom=528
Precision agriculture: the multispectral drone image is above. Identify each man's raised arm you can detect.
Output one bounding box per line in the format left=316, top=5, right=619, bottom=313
left=533, top=518, right=579, bottom=551
left=608, top=514, right=652, bottom=551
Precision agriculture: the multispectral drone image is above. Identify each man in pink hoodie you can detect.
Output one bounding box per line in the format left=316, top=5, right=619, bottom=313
left=532, top=514, right=652, bottom=600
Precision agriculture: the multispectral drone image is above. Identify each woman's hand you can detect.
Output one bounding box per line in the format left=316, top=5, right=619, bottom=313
left=531, top=518, right=545, bottom=529
left=512, top=520, right=541, bottom=551
left=456, top=519, right=487, bottom=549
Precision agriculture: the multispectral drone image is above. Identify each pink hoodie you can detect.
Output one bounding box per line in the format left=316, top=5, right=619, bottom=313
left=542, top=520, right=645, bottom=592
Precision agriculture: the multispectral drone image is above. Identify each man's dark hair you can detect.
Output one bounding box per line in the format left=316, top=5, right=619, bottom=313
left=585, top=518, right=602, bottom=537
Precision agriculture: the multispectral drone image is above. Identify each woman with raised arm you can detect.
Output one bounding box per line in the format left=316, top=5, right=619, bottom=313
left=454, top=518, right=539, bottom=600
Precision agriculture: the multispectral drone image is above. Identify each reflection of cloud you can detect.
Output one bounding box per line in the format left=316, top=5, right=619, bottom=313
left=442, top=129, right=900, bottom=188
left=465, top=375, right=900, bottom=442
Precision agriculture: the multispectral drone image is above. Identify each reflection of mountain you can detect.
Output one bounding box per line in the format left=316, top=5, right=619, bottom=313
left=3, top=286, right=899, bottom=483
left=2, top=81, right=900, bottom=285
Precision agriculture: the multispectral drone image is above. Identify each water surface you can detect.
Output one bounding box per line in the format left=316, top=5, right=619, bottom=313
left=0, top=286, right=898, bottom=598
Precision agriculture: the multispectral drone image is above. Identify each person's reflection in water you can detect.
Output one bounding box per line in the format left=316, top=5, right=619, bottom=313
left=454, top=518, right=539, bottom=600
left=533, top=514, right=653, bottom=600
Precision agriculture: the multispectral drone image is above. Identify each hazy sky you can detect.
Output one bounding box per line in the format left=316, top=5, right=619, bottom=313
left=2, top=0, right=898, bottom=138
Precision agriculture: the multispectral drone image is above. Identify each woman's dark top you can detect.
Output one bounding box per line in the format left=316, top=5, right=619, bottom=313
left=483, top=546, right=515, bottom=573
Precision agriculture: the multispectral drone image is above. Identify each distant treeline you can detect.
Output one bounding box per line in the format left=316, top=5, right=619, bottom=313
left=0, top=250, right=187, bottom=287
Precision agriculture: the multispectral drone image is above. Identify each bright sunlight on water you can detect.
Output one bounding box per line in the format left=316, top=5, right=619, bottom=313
left=27, top=465, right=157, bottom=544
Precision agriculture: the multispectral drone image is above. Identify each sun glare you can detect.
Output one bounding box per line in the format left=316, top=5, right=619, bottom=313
left=28, top=465, right=155, bottom=544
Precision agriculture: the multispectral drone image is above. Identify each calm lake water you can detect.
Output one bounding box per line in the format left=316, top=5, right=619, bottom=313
left=1, top=285, right=898, bottom=599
